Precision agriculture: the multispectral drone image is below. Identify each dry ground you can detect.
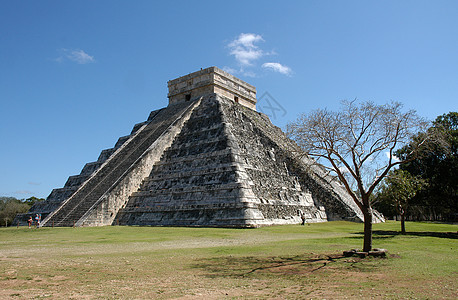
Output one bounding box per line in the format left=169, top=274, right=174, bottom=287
left=0, top=222, right=456, bottom=299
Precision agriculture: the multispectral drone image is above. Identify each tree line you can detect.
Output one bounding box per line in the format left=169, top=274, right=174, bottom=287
left=288, top=99, right=456, bottom=252
left=374, top=112, right=457, bottom=223
left=0, top=196, right=44, bottom=226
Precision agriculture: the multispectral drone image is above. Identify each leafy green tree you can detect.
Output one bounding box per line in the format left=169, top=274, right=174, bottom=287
left=0, top=197, right=30, bottom=226
left=23, top=196, right=45, bottom=207
left=396, top=112, right=457, bottom=220
left=376, top=169, right=427, bottom=234
left=0, top=196, right=44, bottom=226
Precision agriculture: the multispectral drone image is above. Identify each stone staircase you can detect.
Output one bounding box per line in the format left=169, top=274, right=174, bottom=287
left=116, top=95, right=328, bottom=227
left=41, top=101, right=195, bottom=227
left=15, top=66, right=375, bottom=228
left=12, top=114, right=156, bottom=226
left=116, top=96, right=244, bottom=226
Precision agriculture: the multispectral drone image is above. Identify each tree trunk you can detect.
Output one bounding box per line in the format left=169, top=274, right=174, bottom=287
left=363, top=208, right=373, bottom=252
left=400, top=213, right=406, bottom=234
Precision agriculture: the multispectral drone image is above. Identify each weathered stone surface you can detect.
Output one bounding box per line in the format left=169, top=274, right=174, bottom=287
left=343, top=248, right=388, bottom=258
left=15, top=67, right=382, bottom=227
left=39, top=100, right=198, bottom=227
left=115, top=93, right=369, bottom=227
left=168, top=67, right=257, bottom=110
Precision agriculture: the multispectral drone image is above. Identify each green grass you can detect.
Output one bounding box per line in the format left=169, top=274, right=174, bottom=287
left=0, top=221, right=456, bottom=299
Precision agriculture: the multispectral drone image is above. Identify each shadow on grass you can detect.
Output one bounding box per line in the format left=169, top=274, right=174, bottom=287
left=346, top=232, right=395, bottom=240
left=372, top=230, right=458, bottom=239
left=191, top=253, right=366, bottom=278
left=347, top=230, right=457, bottom=240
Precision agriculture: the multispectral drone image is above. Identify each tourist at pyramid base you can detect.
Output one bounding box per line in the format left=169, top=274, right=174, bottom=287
left=15, top=67, right=383, bottom=227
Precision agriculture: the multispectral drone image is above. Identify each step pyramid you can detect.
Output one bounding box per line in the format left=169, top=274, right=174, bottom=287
left=16, top=67, right=376, bottom=227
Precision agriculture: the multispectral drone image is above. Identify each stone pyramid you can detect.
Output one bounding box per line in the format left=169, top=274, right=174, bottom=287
left=16, top=67, right=371, bottom=227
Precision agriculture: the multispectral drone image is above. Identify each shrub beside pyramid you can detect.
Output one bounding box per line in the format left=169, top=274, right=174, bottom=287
left=16, top=67, right=377, bottom=227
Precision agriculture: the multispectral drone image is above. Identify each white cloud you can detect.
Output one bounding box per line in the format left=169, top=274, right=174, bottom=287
left=226, top=33, right=292, bottom=77
left=55, top=48, right=95, bottom=64
left=228, top=33, right=264, bottom=66
left=242, top=70, right=257, bottom=78
left=262, top=62, right=292, bottom=75
left=15, top=190, right=34, bottom=195
left=385, top=151, right=400, bottom=162
left=223, top=66, right=257, bottom=78
left=222, top=66, right=237, bottom=74
left=338, top=165, right=350, bottom=174
left=230, top=33, right=264, bottom=49
left=68, top=49, right=95, bottom=64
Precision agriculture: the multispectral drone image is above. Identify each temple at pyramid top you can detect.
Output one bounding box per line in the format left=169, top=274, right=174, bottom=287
left=14, top=66, right=384, bottom=228
left=167, top=66, right=257, bottom=110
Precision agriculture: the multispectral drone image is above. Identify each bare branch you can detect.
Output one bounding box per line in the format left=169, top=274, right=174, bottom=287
left=287, top=100, right=429, bottom=208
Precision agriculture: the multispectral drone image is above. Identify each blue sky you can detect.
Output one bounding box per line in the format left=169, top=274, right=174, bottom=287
left=1, top=1, right=457, bottom=199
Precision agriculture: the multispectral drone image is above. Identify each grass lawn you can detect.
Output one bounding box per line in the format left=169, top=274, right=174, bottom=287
left=0, top=221, right=456, bottom=299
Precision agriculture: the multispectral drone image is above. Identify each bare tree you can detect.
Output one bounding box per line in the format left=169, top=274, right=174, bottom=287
left=287, top=100, right=431, bottom=252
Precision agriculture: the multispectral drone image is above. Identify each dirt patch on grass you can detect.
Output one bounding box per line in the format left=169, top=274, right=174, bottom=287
left=192, top=253, right=376, bottom=277
left=1, top=224, right=457, bottom=299
left=2, top=248, right=455, bottom=299
left=191, top=252, right=457, bottom=299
